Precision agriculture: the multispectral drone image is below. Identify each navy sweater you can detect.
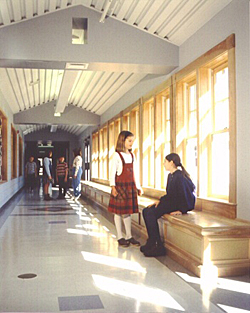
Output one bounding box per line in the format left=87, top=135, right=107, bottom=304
left=159, top=170, right=196, bottom=213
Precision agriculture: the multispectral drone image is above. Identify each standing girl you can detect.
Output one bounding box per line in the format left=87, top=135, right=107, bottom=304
left=43, top=150, right=53, bottom=201
left=141, top=153, right=196, bottom=257
left=72, top=148, right=83, bottom=201
left=108, top=131, right=142, bottom=247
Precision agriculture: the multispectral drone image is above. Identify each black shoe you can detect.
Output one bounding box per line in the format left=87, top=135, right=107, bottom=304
left=140, top=239, right=155, bottom=253
left=143, top=243, right=166, bottom=257
left=118, top=238, right=130, bottom=247
left=128, top=237, right=140, bottom=246
left=44, top=195, right=53, bottom=201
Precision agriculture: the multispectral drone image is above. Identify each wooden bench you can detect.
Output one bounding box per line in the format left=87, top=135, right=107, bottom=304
left=80, top=180, right=250, bottom=277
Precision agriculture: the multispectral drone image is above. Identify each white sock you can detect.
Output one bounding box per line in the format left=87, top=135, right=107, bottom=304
left=114, top=214, right=123, bottom=240
left=123, top=215, right=132, bottom=240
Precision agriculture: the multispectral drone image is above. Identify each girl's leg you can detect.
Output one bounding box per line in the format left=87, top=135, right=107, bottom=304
left=123, top=214, right=140, bottom=246
left=142, top=205, right=161, bottom=243
left=123, top=215, right=132, bottom=240
left=114, top=214, right=123, bottom=240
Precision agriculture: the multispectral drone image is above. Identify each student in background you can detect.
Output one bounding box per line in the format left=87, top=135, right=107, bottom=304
left=56, top=156, right=68, bottom=199
left=108, top=131, right=142, bottom=247
left=25, top=156, right=37, bottom=193
left=141, top=153, right=196, bottom=257
left=72, top=148, right=83, bottom=201
left=43, top=150, right=53, bottom=201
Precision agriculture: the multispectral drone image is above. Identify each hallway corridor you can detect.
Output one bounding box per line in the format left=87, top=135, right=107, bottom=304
left=0, top=189, right=249, bottom=313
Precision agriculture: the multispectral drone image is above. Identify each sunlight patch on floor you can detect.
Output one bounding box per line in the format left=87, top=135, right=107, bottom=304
left=82, top=251, right=147, bottom=273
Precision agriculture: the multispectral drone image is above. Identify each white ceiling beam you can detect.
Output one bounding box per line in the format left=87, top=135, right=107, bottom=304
left=12, top=0, right=22, bottom=21
left=25, top=0, right=34, bottom=19
left=95, top=73, right=146, bottom=115
left=55, top=70, right=82, bottom=113
left=37, top=0, right=45, bottom=15
left=0, top=0, right=11, bottom=25
left=86, top=72, right=120, bottom=111
left=49, top=0, right=57, bottom=12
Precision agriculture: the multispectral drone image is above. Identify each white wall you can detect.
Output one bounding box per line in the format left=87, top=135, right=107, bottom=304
left=0, top=90, right=24, bottom=208
left=179, top=0, right=250, bottom=220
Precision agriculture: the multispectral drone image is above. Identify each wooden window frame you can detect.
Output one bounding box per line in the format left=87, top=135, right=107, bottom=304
left=19, top=135, right=23, bottom=176
left=0, top=110, right=8, bottom=182
left=174, top=34, right=236, bottom=206
left=11, top=125, right=17, bottom=179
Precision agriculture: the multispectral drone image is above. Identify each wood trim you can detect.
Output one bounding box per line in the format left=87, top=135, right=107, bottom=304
left=228, top=47, right=237, bottom=204
left=0, top=110, right=8, bottom=181
left=195, top=197, right=236, bottom=219
left=122, top=99, right=141, bottom=115
left=174, top=34, right=235, bottom=82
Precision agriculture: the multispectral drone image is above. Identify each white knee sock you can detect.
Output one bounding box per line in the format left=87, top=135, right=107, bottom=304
left=123, top=215, right=132, bottom=240
left=114, top=214, right=123, bottom=240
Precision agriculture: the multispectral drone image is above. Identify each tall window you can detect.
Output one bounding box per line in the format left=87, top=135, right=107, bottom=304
left=142, top=98, right=154, bottom=187
left=155, top=89, right=171, bottom=189
left=19, top=136, right=23, bottom=176
left=99, top=127, right=108, bottom=179
left=91, top=132, right=99, bottom=178
left=11, top=126, right=17, bottom=179
left=122, top=114, right=129, bottom=130
left=186, top=80, right=198, bottom=188
left=109, top=122, right=115, bottom=168
left=176, top=72, right=198, bottom=191
left=211, top=65, right=229, bottom=199
left=130, top=107, right=140, bottom=167
left=0, top=110, right=7, bottom=181
left=84, top=137, right=90, bottom=181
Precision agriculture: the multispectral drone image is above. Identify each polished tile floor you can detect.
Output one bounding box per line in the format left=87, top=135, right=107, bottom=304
left=0, top=188, right=249, bottom=312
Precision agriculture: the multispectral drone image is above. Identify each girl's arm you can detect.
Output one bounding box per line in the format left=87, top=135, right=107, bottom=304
left=109, top=153, right=120, bottom=197
left=74, top=156, right=82, bottom=177
left=44, top=158, right=52, bottom=178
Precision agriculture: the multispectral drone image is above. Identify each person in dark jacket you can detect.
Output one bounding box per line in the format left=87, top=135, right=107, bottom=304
left=141, top=153, right=196, bottom=257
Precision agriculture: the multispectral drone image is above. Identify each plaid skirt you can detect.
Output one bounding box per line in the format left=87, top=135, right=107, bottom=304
left=108, top=152, right=139, bottom=215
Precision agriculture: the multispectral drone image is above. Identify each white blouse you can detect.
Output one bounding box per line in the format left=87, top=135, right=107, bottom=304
left=109, top=152, right=142, bottom=191
left=72, top=155, right=82, bottom=176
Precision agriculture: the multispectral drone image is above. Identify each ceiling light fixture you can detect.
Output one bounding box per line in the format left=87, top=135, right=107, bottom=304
left=65, top=63, right=89, bottom=70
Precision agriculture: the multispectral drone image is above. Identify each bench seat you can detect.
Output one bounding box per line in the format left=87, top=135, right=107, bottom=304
left=81, top=180, right=250, bottom=277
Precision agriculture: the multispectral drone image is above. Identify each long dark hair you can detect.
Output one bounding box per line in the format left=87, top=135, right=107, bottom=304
left=115, top=131, right=134, bottom=152
left=165, top=153, right=191, bottom=179
left=73, top=148, right=82, bottom=157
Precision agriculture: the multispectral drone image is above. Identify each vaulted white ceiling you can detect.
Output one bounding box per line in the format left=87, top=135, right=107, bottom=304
left=0, top=0, right=232, bottom=136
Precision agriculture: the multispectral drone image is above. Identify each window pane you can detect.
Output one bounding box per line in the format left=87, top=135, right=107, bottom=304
left=186, top=138, right=197, bottom=189
left=214, top=99, right=229, bottom=131
left=211, top=132, right=229, bottom=198
left=214, top=67, right=229, bottom=131
left=189, top=111, right=197, bottom=137
left=214, top=68, right=228, bottom=102
left=189, top=85, right=196, bottom=111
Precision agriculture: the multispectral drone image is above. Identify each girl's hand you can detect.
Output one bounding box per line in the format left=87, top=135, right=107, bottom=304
left=170, top=210, right=182, bottom=216
left=148, top=200, right=160, bottom=208
left=137, top=189, right=142, bottom=196
left=111, top=186, right=118, bottom=197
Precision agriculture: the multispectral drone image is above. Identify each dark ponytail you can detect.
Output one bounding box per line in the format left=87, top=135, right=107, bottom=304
left=165, top=153, right=191, bottom=179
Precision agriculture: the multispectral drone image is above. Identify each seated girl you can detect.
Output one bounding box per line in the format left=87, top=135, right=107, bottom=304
left=141, top=153, right=196, bottom=257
